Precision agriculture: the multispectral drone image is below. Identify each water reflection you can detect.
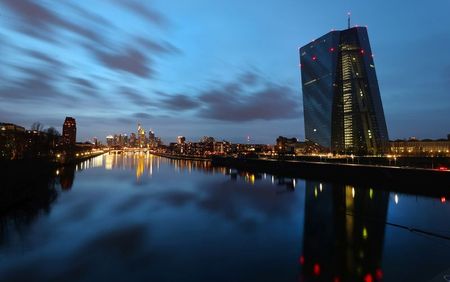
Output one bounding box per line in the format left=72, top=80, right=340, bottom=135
left=59, top=164, right=75, bottom=190
left=104, top=152, right=155, bottom=181
left=0, top=154, right=449, bottom=281
left=0, top=162, right=58, bottom=246
left=300, top=181, right=389, bottom=281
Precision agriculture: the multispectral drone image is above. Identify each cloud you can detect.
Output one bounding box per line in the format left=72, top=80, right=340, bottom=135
left=0, top=66, right=70, bottom=101
left=155, top=71, right=301, bottom=122
left=69, top=77, right=97, bottom=90
left=119, top=87, right=152, bottom=106
left=93, top=48, right=153, bottom=78
left=64, top=2, right=111, bottom=27
left=116, top=1, right=169, bottom=28
left=197, top=72, right=301, bottom=122
left=27, top=50, right=64, bottom=67
left=2, top=0, right=103, bottom=43
left=239, top=71, right=260, bottom=86
left=135, top=37, right=180, bottom=55
left=133, top=112, right=153, bottom=119
left=160, top=94, right=199, bottom=111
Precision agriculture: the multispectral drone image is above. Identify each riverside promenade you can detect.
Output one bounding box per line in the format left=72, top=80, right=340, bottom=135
left=211, top=156, right=450, bottom=196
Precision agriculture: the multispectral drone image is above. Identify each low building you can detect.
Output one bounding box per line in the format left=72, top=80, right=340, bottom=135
left=390, top=138, right=450, bottom=157
left=0, top=123, right=25, bottom=160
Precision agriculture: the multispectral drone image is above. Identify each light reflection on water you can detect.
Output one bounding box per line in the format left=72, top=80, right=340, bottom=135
left=0, top=153, right=449, bottom=282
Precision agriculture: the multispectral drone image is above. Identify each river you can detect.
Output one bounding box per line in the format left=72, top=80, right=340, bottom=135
left=1, top=153, right=449, bottom=281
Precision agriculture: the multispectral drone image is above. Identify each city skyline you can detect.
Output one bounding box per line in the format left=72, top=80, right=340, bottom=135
left=1, top=1, right=449, bottom=143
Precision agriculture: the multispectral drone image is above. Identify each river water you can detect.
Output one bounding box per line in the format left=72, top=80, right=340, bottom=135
left=1, top=153, right=449, bottom=282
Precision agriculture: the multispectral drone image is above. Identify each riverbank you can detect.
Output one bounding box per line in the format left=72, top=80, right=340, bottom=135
left=211, top=156, right=450, bottom=196
left=151, top=152, right=211, bottom=161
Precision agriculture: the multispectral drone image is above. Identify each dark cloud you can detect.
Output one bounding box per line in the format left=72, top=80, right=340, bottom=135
left=135, top=37, right=180, bottom=55
left=0, top=67, right=70, bottom=101
left=117, top=1, right=169, bottom=28
left=93, top=48, right=153, bottom=78
left=160, top=94, right=199, bottom=111
left=198, top=73, right=301, bottom=122
left=116, top=117, right=135, bottom=125
left=156, top=71, right=300, bottom=121
left=119, top=87, right=152, bottom=106
left=64, top=2, right=111, bottom=27
left=133, top=112, right=153, bottom=119
left=27, top=50, right=64, bottom=67
left=239, top=71, right=260, bottom=86
left=2, top=0, right=103, bottom=43
left=69, top=77, right=97, bottom=90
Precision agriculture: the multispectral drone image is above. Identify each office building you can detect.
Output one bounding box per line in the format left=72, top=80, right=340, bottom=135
left=62, top=117, right=76, bottom=145
left=300, top=25, right=389, bottom=155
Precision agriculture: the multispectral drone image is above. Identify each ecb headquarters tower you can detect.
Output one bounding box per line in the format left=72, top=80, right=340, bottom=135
left=300, top=24, right=389, bottom=155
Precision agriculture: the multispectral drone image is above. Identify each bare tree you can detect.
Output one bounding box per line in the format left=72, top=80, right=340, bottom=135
left=31, top=122, right=45, bottom=132
left=46, top=127, right=60, bottom=137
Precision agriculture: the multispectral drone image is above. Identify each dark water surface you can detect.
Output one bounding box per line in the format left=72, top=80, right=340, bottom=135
left=1, top=153, right=449, bottom=282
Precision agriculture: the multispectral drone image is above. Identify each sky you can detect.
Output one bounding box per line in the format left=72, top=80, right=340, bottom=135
left=0, top=0, right=449, bottom=144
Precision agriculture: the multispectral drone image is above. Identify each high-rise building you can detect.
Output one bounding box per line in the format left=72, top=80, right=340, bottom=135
left=299, top=26, right=389, bottom=155
left=62, top=117, right=76, bottom=145
left=177, top=136, right=186, bottom=144
left=106, top=135, right=114, bottom=147
left=137, top=123, right=146, bottom=147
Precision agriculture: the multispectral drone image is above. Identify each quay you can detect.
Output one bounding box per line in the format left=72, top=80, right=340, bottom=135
left=211, top=156, right=450, bottom=196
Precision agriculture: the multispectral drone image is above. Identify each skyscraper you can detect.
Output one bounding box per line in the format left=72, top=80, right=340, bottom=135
left=62, top=117, right=76, bottom=146
left=137, top=123, right=146, bottom=147
left=300, top=26, right=389, bottom=155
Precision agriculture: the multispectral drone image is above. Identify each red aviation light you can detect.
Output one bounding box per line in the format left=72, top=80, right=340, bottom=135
left=360, top=49, right=365, bottom=55
left=313, top=263, right=320, bottom=275
left=330, top=47, right=335, bottom=52
left=376, top=269, right=383, bottom=280
left=312, top=56, right=317, bottom=61
left=364, top=273, right=373, bottom=282
left=299, top=255, right=305, bottom=265
left=441, top=197, right=446, bottom=203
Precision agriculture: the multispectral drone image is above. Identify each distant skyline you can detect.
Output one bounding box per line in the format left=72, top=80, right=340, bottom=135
left=1, top=0, right=449, bottom=143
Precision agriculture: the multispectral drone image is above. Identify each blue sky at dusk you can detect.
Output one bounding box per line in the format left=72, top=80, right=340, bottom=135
left=1, top=0, right=449, bottom=143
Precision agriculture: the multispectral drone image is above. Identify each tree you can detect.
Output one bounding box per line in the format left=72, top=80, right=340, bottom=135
left=46, top=127, right=60, bottom=137
left=31, top=122, right=45, bottom=132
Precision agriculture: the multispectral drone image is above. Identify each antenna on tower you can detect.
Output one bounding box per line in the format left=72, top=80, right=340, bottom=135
left=347, top=12, right=351, bottom=29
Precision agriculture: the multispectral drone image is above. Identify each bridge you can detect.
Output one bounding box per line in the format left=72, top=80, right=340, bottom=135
left=107, top=147, right=155, bottom=154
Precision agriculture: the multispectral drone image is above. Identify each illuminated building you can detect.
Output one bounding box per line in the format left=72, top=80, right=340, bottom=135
left=300, top=25, right=389, bottom=155
left=106, top=135, right=114, bottom=147
left=200, top=136, right=215, bottom=143
left=130, top=133, right=137, bottom=147
left=148, top=130, right=157, bottom=149
left=0, top=123, right=25, bottom=159
left=62, top=117, right=76, bottom=145
left=390, top=138, right=450, bottom=156
left=177, top=136, right=186, bottom=144
left=137, top=123, right=146, bottom=147
left=149, top=130, right=155, bottom=141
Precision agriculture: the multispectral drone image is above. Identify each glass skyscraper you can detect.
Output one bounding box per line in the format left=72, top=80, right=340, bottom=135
left=300, top=27, right=389, bottom=155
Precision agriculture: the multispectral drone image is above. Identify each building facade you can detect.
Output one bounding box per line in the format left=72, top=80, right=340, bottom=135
left=390, top=138, right=450, bottom=157
left=62, top=117, right=77, bottom=145
left=0, top=123, right=25, bottom=159
left=300, top=27, right=389, bottom=155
